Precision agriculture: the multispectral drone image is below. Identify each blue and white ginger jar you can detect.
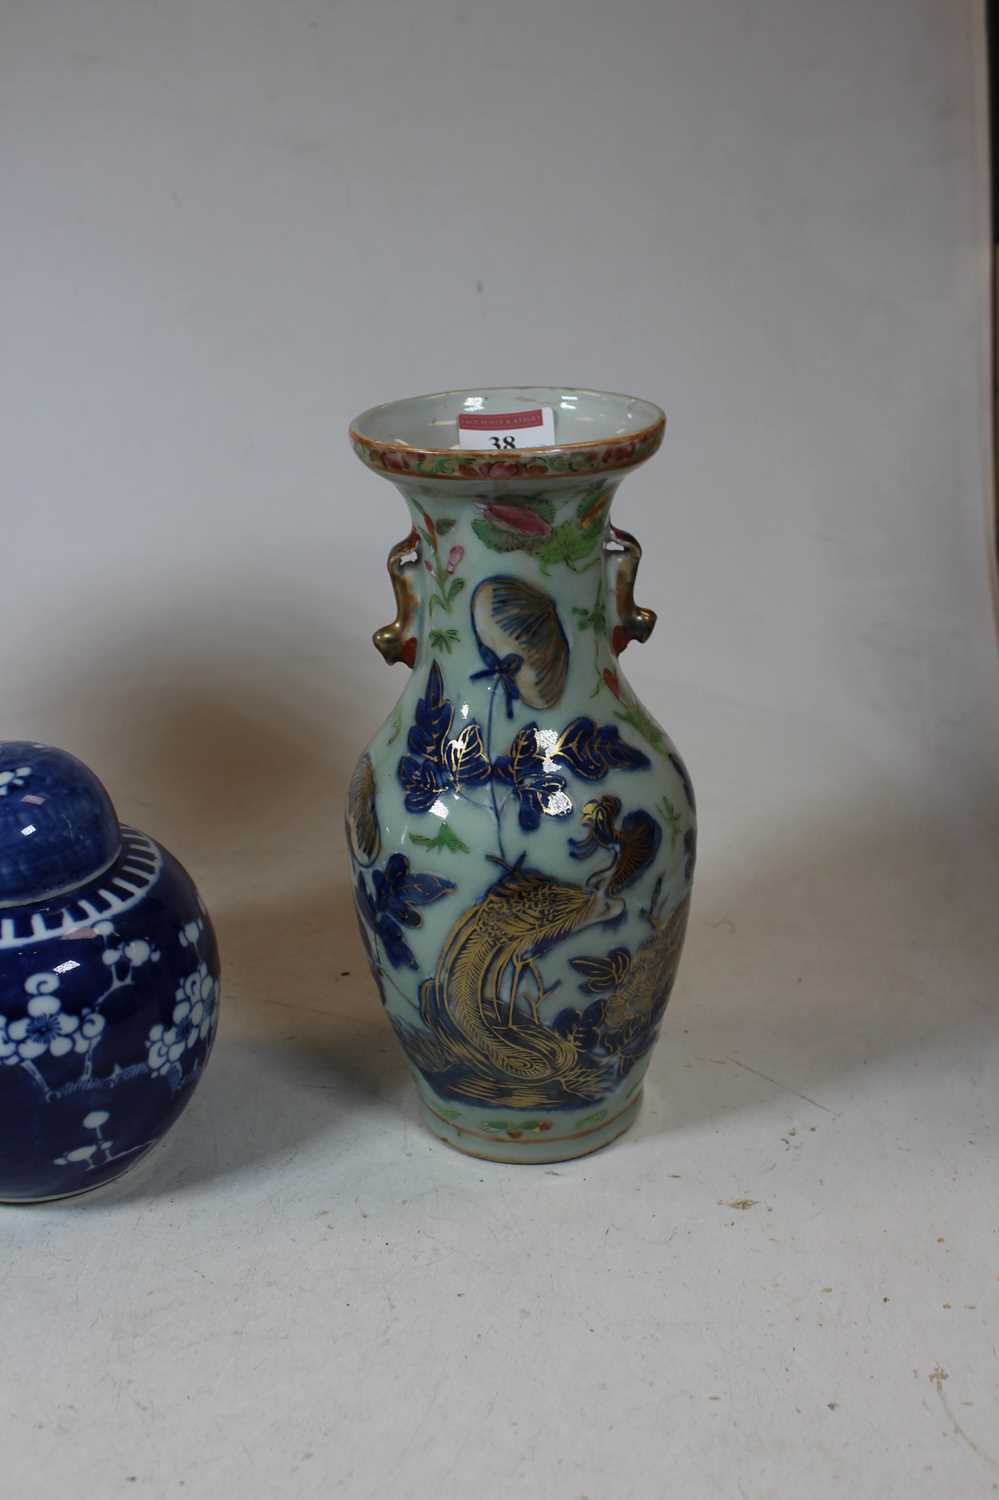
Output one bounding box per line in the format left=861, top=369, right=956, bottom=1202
left=0, top=743, right=220, bottom=1201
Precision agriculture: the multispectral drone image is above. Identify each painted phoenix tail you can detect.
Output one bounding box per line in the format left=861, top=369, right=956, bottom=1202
left=416, top=862, right=624, bottom=1108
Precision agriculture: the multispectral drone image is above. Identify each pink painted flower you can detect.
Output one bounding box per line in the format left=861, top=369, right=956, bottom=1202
left=446, top=545, right=464, bottom=574
left=481, top=502, right=552, bottom=538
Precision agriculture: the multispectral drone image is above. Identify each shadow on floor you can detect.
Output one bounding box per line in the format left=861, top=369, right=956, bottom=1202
left=28, top=586, right=999, bottom=1201
left=640, top=792, right=999, bottom=1142
left=24, top=590, right=410, bottom=1207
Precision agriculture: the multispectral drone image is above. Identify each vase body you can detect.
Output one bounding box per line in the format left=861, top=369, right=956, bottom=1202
left=0, top=744, right=221, bottom=1201
left=347, top=389, right=695, bottom=1162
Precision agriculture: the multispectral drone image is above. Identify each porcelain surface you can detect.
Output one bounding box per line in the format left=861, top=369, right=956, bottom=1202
left=351, top=385, right=665, bottom=482
left=0, top=743, right=220, bottom=1201
left=346, top=388, right=695, bottom=1162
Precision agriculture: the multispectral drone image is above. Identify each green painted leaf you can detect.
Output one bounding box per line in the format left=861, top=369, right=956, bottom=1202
left=535, top=520, right=602, bottom=574
left=614, top=703, right=666, bottom=755
left=409, top=822, right=470, bottom=855
left=435, top=518, right=456, bottom=535
left=523, top=497, right=557, bottom=524
left=471, top=517, right=533, bottom=554
left=571, top=602, right=606, bottom=633
left=659, top=795, right=682, bottom=848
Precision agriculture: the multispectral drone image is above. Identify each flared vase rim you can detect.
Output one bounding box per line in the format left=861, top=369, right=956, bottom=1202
left=349, top=386, right=666, bottom=483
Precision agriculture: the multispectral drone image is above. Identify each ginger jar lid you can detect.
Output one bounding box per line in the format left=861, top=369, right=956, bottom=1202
left=0, top=742, right=122, bottom=907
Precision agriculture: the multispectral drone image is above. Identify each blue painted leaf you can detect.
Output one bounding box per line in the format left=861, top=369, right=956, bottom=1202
left=552, top=717, right=604, bottom=778
left=358, top=853, right=454, bottom=968
left=534, top=779, right=571, bottom=823
left=499, top=723, right=544, bottom=779
left=397, top=870, right=457, bottom=906
left=442, top=722, right=491, bottom=789
left=554, top=717, right=650, bottom=780
left=492, top=754, right=515, bottom=787
left=511, top=780, right=571, bottom=831
left=515, top=788, right=544, bottom=832
left=376, top=913, right=418, bottom=970
left=598, top=725, right=651, bottom=772
left=398, top=754, right=448, bottom=814
left=552, top=997, right=605, bottom=1043
left=373, top=853, right=456, bottom=929
left=373, top=858, right=421, bottom=927
left=406, top=661, right=452, bottom=761
left=494, top=723, right=569, bottom=830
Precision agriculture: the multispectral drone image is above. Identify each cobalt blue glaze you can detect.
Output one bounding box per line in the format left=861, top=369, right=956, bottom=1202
left=0, top=742, right=121, bottom=904
left=0, top=743, right=220, bottom=1202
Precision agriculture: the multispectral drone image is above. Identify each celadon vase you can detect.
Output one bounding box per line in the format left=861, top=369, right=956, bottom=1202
left=346, top=388, right=695, bottom=1163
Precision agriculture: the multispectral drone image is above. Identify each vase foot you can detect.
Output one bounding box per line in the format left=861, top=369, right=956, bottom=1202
left=419, top=1089, right=643, bottom=1164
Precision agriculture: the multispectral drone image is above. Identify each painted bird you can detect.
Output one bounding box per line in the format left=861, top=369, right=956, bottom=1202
left=569, top=794, right=662, bottom=895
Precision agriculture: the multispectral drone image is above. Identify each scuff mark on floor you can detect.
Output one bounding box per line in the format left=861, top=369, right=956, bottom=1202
left=726, top=1056, right=838, bottom=1116
left=930, top=1366, right=999, bottom=1473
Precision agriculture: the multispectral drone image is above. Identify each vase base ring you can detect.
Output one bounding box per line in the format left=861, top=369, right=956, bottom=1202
left=419, top=1089, right=643, bottom=1164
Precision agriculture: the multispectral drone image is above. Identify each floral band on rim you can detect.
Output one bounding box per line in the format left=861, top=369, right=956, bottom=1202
left=349, top=417, right=665, bottom=483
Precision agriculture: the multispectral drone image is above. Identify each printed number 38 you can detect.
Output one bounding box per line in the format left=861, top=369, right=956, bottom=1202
left=489, top=435, right=517, bottom=450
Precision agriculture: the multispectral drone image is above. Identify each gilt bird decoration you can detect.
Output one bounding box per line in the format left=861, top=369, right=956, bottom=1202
left=569, top=794, right=662, bottom=895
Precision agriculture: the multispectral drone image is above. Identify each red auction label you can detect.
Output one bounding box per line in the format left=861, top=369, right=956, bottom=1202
left=458, top=409, right=545, bottom=431
left=456, top=405, right=555, bottom=450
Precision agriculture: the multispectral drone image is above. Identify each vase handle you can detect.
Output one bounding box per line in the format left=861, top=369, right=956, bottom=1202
left=374, top=528, right=422, bottom=667
left=605, top=526, right=656, bottom=653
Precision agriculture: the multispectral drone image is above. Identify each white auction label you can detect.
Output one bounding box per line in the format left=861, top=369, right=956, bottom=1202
left=457, top=405, right=555, bottom=451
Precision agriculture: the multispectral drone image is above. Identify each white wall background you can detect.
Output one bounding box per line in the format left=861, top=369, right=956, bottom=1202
left=2, top=4, right=998, bottom=1499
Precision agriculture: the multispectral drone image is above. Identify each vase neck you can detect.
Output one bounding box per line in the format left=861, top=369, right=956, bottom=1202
left=398, top=478, right=621, bottom=624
